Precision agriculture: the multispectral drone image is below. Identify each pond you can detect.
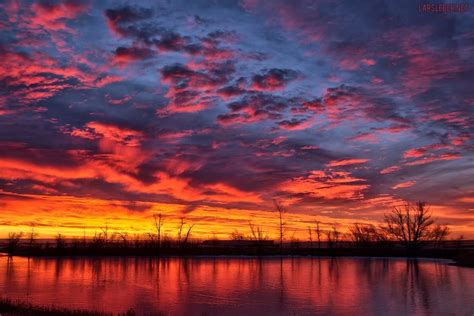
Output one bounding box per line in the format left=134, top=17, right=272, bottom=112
left=0, top=256, right=473, bottom=315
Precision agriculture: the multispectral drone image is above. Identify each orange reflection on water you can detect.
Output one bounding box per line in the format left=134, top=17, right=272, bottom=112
left=1, top=256, right=473, bottom=315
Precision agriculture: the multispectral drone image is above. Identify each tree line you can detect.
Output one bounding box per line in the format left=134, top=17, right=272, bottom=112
left=2, top=201, right=455, bottom=255
left=231, top=201, right=451, bottom=252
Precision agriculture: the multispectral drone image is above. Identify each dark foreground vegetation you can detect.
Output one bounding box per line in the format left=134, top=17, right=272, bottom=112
left=1, top=201, right=472, bottom=266
left=1, top=238, right=471, bottom=263
left=0, top=297, right=138, bottom=316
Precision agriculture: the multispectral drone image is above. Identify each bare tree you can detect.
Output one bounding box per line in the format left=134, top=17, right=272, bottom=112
left=161, top=233, right=172, bottom=248
left=274, top=200, right=286, bottom=252
left=230, top=230, right=245, bottom=241
left=117, top=232, right=129, bottom=247
left=314, top=220, right=322, bottom=249
left=307, top=226, right=313, bottom=247
left=182, top=224, right=195, bottom=245
left=133, top=233, right=142, bottom=248
left=7, top=232, right=24, bottom=255
left=430, top=224, right=449, bottom=248
left=55, top=233, right=65, bottom=250
left=454, top=234, right=464, bottom=252
left=326, top=226, right=340, bottom=249
left=146, top=232, right=156, bottom=243
left=109, top=232, right=118, bottom=243
left=153, top=213, right=164, bottom=248
left=82, top=228, right=87, bottom=246
left=289, top=230, right=299, bottom=248
left=177, top=217, right=185, bottom=244
left=92, top=231, right=106, bottom=248
left=382, top=201, right=445, bottom=251
left=27, top=227, right=38, bottom=251
left=325, top=230, right=332, bottom=248
left=332, top=226, right=341, bottom=248
left=101, top=223, right=109, bottom=244
left=248, top=221, right=269, bottom=241
left=349, top=223, right=387, bottom=247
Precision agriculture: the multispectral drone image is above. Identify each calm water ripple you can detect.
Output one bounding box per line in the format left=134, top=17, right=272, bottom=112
left=1, top=256, right=473, bottom=315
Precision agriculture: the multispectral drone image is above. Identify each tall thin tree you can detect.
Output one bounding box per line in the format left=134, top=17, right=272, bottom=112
left=183, top=224, right=195, bottom=245
left=274, top=200, right=286, bottom=252
left=154, top=213, right=164, bottom=248
left=177, top=217, right=185, bottom=244
left=314, top=220, right=322, bottom=249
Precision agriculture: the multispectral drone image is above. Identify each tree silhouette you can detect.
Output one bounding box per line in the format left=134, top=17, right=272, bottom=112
left=55, top=233, right=65, bottom=250
left=6, top=232, right=24, bottom=255
left=314, top=220, right=322, bottom=249
left=430, top=224, right=449, bottom=248
left=153, top=213, right=164, bottom=248
left=382, top=201, right=446, bottom=251
left=182, top=224, right=195, bottom=245
left=230, top=230, right=245, bottom=240
left=274, top=200, right=286, bottom=252
left=248, top=221, right=269, bottom=241
left=177, top=217, right=185, bottom=244
left=27, top=227, right=38, bottom=251
left=349, top=223, right=388, bottom=247
left=326, top=226, right=340, bottom=249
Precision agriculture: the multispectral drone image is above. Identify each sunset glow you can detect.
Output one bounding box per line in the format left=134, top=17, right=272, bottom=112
left=0, top=0, right=473, bottom=240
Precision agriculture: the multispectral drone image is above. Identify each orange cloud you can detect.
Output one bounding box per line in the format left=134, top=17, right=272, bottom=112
left=280, top=170, right=369, bottom=200
left=0, top=157, right=96, bottom=182
left=457, top=197, right=474, bottom=204
left=392, top=181, right=416, bottom=189
left=380, top=166, right=401, bottom=174
left=403, top=143, right=450, bottom=159
left=327, top=158, right=369, bottom=168
left=405, top=153, right=461, bottom=166
left=85, top=122, right=143, bottom=145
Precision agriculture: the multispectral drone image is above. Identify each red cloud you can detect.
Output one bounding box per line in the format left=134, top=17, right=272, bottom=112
left=250, top=68, right=299, bottom=91
left=277, top=118, right=313, bottom=131
left=403, top=148, right=426, bottom=159
left=451, top=134, right=470, bottom=146
left=327, top=158, right=369, bottom=168
left=380, top=165, right=401, bottom=174
left=280, top=170, right=369, bottom=200
left=405, top=152, right=461, bottom=166
left=113, top=46, right=154, bottom=65
left=158, top=130, right=194, bottom=142
left=403, top=143, right=450, bottom=159
left=0, top=46, right=122, bottom=107
left=30, top=0, right=89, bottom=31
left=392, top=181, right=416, bottom=189
left=104, top=6, right=153, bottom=37
left=84, top=122, right=144, bottom=146
left=431, top=112, right=470, bottom=128
left=372, top=124, right=412, bottom=134
left=348, top=132, right=379, bottom=144
left=158, top=62, right=236, bottom=115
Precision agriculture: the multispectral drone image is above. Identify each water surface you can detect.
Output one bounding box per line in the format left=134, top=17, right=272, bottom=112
left=1, top=256, right=473, bottom=315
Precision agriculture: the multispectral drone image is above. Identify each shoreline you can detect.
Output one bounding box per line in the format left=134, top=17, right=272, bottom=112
left=0, top=297, right=136, bottom=316
left=2, top=252, right=471, bottom=268
left=2, top=243, right=472, bottom=268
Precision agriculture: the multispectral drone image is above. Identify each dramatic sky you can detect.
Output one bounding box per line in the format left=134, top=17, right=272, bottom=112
left=0, top=0, right=473, bottom=238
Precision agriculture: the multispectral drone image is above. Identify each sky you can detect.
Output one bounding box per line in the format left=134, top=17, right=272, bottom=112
left=0, top=0, right=473, bottom=239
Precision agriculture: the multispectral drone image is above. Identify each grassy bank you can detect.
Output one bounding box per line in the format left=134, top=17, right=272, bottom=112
left=2, top=238, right=472, bottom=268
left=2, top=243, right=471, bottom=262
left=453, top=251, right=474, bottom=267
left=0, top=297, right=133, bottom=316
